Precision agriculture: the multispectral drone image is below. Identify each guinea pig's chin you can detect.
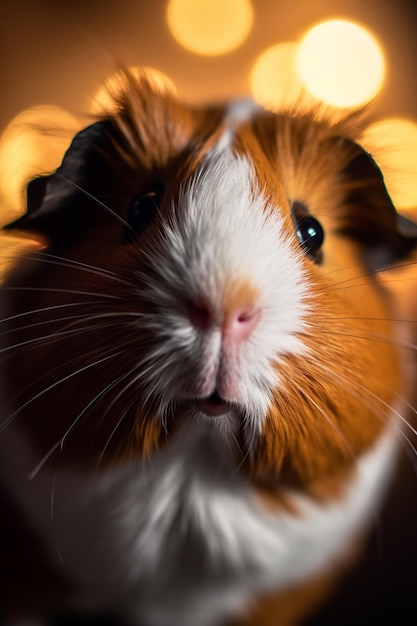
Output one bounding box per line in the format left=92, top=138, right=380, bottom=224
left=185, top=392, right=244, bottom=427
left=190, top=405, right=241, bottom=432
left=191, top=394, right=234, bottom=418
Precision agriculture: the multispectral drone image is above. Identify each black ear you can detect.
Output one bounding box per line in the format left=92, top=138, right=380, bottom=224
left=3, top=175, right=51, bottom=233
left=339, top=139, right=417, bottom=270
left=2, top=120, right=115, bottom=240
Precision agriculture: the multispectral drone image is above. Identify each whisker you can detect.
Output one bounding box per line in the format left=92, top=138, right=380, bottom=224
left=55, top=173, right=132, bottom=232
left=0, top=310, right=146, bottom=341
left=391, top=428, right=417, bottom=485
left=4, top=325, right=144, bottom=426
left=59, top=370, right=136, bottom=455
left=0, top=322, right=123, bottom=354
left=1, top=285, right=122, bottom=300
left=27, top=353, right=140, bottom=480
left=320, top=262, right=370, bottom=281
left=321, top=328, right=417, bottom=353
left=24, top=251, right=132, bottom=286
left=327, top=315, right=417, bottom=325
left=329, top=277, right=417, bottom=293
left=313, top=359, right=417, bottom=462
left=0, top=313, right=98, bottom=337
left=28, top=444, right=61, bottom=482
left=1, top=350, right=125, bottom=434
left=90, top=371, right=142, bottom=439
left=323, top=259, right=417, bottom=291
left=0, top=301, right=91, bottom=325
left=0, top=302, right=151, bottom=357
left=224, top=420, right=254, bottom=482
left=94, top=395, right=139, bottom=473
left=304, top=390, right=357, bottom=462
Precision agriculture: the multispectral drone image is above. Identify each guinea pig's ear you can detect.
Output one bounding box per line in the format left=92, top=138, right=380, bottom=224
left=3, top=120, right=114, bottom=240
left=3, top=175, right=51, bottom=234
left=339, top=139, right=417, bottom=271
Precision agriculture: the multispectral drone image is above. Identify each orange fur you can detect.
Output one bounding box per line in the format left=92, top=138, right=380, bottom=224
left=221, top=279, right=260, bottom=322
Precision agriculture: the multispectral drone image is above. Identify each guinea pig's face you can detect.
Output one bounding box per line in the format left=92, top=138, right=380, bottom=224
left=2, top=70, right=415, bottom=488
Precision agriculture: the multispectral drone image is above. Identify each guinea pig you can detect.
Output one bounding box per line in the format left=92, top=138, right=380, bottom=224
left=0, top=68, right=417, bottom=626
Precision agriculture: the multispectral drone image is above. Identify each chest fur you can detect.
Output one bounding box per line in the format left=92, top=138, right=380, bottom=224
left=0, top=415, right=398, bottom=626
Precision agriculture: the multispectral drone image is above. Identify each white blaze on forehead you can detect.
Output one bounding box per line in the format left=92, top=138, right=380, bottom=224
left=225, top=98, right=261, bottom=124
left=175, top=150, right=309, bottom=343
left=212, top=98, right=261, bottom=155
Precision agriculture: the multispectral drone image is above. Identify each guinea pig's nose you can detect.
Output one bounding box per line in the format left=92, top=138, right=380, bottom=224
left=189, top=297, right=260, bottom=342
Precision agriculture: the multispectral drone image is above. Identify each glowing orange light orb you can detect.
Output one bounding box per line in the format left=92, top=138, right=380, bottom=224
left=297, top=19, right=385, bottom=108
left=166, top=0, right=253, bottom=56
left=362, top=118, right=417, bottom=210
left=250, top=42, right=306, bottom=112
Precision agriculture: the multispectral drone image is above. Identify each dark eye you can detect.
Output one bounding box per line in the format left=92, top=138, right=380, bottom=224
left=292, top=203, right=324, bottom=263
left=124, top=188, right=162, bottom=243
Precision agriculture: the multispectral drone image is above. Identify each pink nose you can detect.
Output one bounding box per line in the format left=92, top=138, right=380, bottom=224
left=189, top=298, right=260, bottom=342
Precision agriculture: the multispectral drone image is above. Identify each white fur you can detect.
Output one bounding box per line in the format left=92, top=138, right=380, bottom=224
left=0, top=412, right=399, bottom=626
left=134, top=151, right=309, bottom=436
left=212, top=99, right=260, bottom=154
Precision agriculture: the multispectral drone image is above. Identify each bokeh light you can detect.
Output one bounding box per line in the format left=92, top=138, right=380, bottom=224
left=297, top=19, right=385, bottom=108
left=166, top=0, right=253, bottom=56
left=0, top=106, right=80, bottom=215
left=361, top=118, right=417, bottom=209
left=250, top=42, right=306, bottom=112
left=91, top=66, right=177, bottom=115
left=0, top=107, right=75, bottom=276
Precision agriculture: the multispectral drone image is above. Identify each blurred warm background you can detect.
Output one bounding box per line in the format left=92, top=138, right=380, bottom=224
left=1, top=0, right=417, bottom=118
left=1, top=0, right=417, bottom=221
left=3, top=0, right=417, bottom=326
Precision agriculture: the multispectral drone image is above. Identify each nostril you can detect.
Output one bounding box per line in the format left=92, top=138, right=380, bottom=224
left=227, top=306, right=260, bottom=342
left=237, top=310, right=253, bottom=323
left=189, top=298, right=213, bottom=331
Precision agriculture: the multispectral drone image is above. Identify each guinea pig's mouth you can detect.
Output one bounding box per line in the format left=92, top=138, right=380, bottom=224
left=192, top=391, right=232, bottom=417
